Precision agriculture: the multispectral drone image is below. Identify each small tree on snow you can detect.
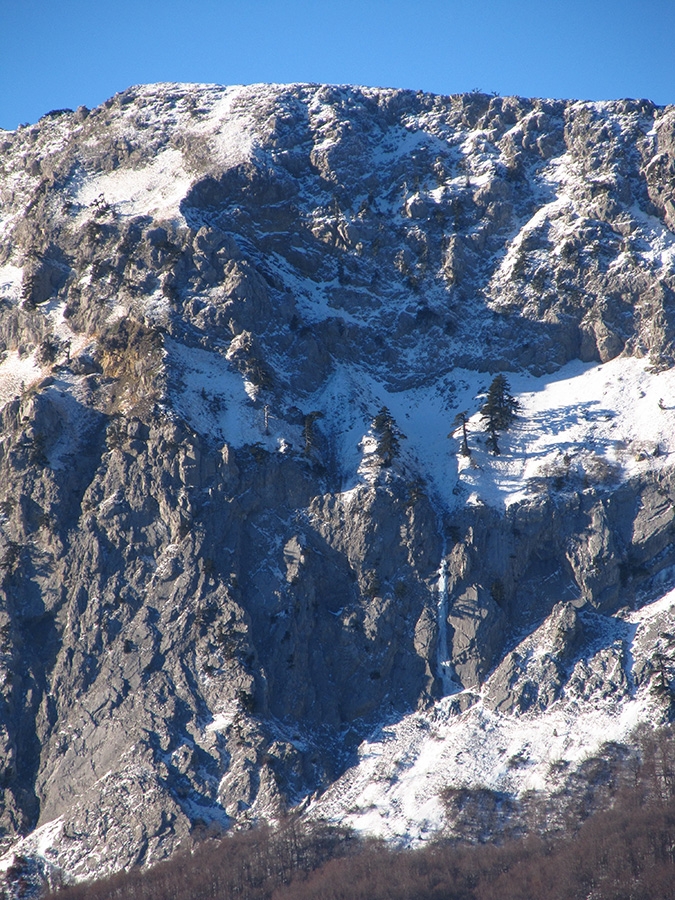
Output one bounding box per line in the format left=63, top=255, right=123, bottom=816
left=480, top=374, right=519, bottom=455
left=452, top=411, right=471, bottom=457
left=372, top=406, right=406, bottom=467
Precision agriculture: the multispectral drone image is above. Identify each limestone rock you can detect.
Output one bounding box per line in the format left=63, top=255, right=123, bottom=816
left=1, top=82, right=675, bottom=888
left=484, top=603, right=582, bottom=715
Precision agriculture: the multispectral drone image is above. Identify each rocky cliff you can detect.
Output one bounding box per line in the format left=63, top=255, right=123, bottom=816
left=1, top=82, right=675, bottom=891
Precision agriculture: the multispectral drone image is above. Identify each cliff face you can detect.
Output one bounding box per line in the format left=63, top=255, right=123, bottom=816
left=1, top=82, right=675, bottom=888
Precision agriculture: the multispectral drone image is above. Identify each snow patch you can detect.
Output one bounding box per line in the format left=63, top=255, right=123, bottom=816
left=46, top=299, right=93, bottom=358
left=206, top=709, right=238, bottom=732
left=167, top=338, right=302, bottom=451
left=456, top=355, right=675, bottom=509
left=0, top=816, right=63, bottom=873
left=0, top=265, right=23, bottom=304
left=140, top=289, right=171, bottom=325
left=187, top=85, right=262, bottom=170
left=0, top=351, right=44, bottom=408
left=74, top=148, right=191, bottom=220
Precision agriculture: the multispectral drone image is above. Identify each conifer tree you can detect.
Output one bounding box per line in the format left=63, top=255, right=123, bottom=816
left=480, top=374, right=519, bottom=455
left=452, top=411, right=471, bottom=456
left=371, top=406, right=406, bottom=467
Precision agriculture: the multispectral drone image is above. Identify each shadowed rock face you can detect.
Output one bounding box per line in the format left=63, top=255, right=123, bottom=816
left=1, top=82, right=675, bottom=888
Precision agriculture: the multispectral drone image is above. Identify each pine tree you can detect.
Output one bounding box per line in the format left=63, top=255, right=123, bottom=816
left=452, top=411, right=471, bottom=456
left=480, top=374, right=519, bottom=455
left=371, top=406, right=406, bottom=467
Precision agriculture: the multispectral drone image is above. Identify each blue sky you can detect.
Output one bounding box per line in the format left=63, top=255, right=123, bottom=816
left=1, top=0, right=674, bottom=130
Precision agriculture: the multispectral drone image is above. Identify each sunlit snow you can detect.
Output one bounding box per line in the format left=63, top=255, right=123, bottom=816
left=0, top=264, right=23, bottom=304
left=167, top=341, right=675, bottom=515
left=74, top=148, right=192, bottom=221
left=320, top=354, right=675, bottom=512
left=0, top=350, right=44, bottom=408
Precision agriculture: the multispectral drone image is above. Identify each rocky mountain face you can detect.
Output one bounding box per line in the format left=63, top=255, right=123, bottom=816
left=1, top=82, right=675, bottom=891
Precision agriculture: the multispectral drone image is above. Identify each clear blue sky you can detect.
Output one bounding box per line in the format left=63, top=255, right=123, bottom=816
left=1, top=0, right=674, bottom=130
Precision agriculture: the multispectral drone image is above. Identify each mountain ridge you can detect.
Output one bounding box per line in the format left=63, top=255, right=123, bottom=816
left=0, top=81, right=675, bottom=894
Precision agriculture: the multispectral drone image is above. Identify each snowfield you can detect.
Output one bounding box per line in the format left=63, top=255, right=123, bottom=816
left=0, top=265, right=23, bottom=304
left=452, top=354, right=675, bottom=509
left=168, top=345, right=675, bottom=513
left=68, top=82, right=298, bottom=226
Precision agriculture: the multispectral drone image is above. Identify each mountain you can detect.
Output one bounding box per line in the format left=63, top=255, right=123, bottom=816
left=0, top=81, right=675, bottom=894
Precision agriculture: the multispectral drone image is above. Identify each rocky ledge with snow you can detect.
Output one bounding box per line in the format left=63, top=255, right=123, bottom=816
left=0, top=82, right=675, bottom=892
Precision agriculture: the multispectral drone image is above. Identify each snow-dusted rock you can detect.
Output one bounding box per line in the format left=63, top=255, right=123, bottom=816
left=0, top=81, right=675, bottom=889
